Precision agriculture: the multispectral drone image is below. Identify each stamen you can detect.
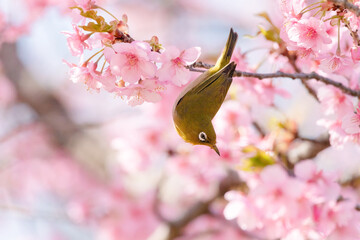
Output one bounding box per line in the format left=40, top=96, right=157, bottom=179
left=83, top=48, right=105, bottom=66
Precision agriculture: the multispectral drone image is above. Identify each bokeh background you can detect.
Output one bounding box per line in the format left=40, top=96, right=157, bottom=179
left=1, top=0, right=359, bottom=239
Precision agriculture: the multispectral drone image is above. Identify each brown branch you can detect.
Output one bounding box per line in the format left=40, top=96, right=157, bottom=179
left=282, top=49, right=320, bottom=101
left=292, top=136, right=331, bottom=161
left=331, top=0, right=360, bottom=46
left=296, top=135, right=330, bottom=145
left=152, top=170, right=243, bottom=240
left=329, top=0, right=360, bottom=16
left=344, top=19, right=360, bottom=46
left=187, top=62, right=360, bottom=97
left=252, top=121, right=266, bottom=137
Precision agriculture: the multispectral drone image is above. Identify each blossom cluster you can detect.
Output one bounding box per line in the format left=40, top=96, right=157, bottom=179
left=63, top=1, right=201, bottom=106
left=2, top=0, right=360, bottom=239
left=274, top=0, right=360, bottom=146
left=224, top=161, right=360, bottom=239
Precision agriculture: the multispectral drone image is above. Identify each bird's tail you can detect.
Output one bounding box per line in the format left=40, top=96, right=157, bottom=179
left=214, top=28, right=238, bottom=70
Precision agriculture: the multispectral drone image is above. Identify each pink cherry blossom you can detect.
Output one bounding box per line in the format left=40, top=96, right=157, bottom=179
left=351, top=46, right=360, bottom=63
left=224, top=191, right=264, bottom=231
left=71, top=0, right=96, bottom=10
left=157, top=46, right=201, bottom=86
left=118, top=79, right=164, bottom=106
left=89, top=32, right=115, bottom=48
left=64, top=61, right=101, bottom=91
left=344, top=2, right=360, bottom=31
left=97, top=67, right=118, bottom=93
left=166, top=151, right=226, bottom=201
left=286, top=17, right=332, bottom=50
left=316, top=200, right=360, bottom=238
left=317, top=85, right=353, bottom=117
left=342, top=102, right=360, bottom=134
left=294, top=160, right=340, bottom=202
left=250, top=165, right=306, bottom=213
left=104, top=41, right=157, bottom=83
left=231, top=48, right=247, bottom=67
left=278, top=0, right=305, bottom=18
left=318, top=118, right=360, bottom=146
left=63, top=25, right=91, bottom=56
left=319, top=53, right=352, bottom=73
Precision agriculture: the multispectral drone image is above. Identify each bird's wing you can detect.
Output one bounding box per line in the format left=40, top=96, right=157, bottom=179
left=192, top=62, right=235, bottom=95
left=198, top=67, right=234, bottom=119
left=175, top=62, right=236, bottom=120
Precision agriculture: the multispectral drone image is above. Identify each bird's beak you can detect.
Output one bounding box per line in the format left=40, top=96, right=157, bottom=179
left=211, top=145, right=220, bottom=156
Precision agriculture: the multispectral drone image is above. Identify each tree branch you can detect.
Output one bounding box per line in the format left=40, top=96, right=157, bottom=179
left=187, top=62, right=360, bottom=97
left=328, top=0, right=360, bottom=17
left=281, top=49, right=320, bottom=101
left=152, top=170, right=243, bottom=240
left=344, top=19, right=360, bottom=46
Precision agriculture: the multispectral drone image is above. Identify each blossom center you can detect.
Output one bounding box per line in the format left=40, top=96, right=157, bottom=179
left=172, top=57, right=183, bottom=66
left=306, top=27, right=317, bottom=40
left=273, top=188, right=283, bottom=198
left=127, top=53, right=139, bottom=66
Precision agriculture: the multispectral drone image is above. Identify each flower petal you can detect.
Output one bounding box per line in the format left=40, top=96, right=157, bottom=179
left=161, top=46, right=180, bottom=62
left=172, top=67, right=190, bottom=86
left=139, top=61, right=157, bottom=78
left=141, top=90, right=162, bottom=103
left=110, top=54, right=128, bottom=76
left=122, top=67, right=141, bottom=83
left=157, top=62, right=175, bottom=83
left=342, top=113, right=360, bottom=134
left=181, top=47, right=201, bottom=64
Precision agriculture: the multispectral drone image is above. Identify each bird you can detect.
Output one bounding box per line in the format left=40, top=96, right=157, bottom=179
left=172, top=28, right=238, bottom=156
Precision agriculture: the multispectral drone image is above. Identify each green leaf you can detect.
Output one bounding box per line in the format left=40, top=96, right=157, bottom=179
left=71, top=8, right=115, bottom=33
left=258, top=25, right=281, bottom=43
left=243, top=32, right=260, bottom=39
left=257, top=12, right=273, bottom=26
left=241, top=146, right=275, bottom=172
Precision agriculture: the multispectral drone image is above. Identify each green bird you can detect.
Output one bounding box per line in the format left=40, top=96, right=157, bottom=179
left=173, top=28, right=238, bottom=155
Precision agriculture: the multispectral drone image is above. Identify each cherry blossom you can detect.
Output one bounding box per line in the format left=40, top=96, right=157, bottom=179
left=63, top=25, right=92, bottom=56
left=104, top=41, right=157, bottom=83
left=317, top=85, right=353, bottom=117
left=119, top=79, right=164, bottom=106
left=319, top=53, right=352, bottom=73
left=157, top=46, right=201, bottom=86
left=64, top=61, right=101, bottom=91
left=351, top=46, right=360, bottom=63
left=284, top=17, right=332, bottom=52
left=342, top=102, right=360, bottom=135
left=4, top=0, right=360, bottom=239
left=344, top=1, right=360, bottom=31
left=71, top=0, right=96, bottom=10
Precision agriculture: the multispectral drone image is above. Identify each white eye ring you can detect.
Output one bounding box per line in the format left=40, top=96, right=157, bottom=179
left=199, top=132, right=207, bottom=142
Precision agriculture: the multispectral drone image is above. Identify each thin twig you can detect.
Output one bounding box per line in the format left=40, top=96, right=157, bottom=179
left=282, top=49, right=320, bottom=101
left=328, top=0, right=360, bottom=17
left=187, top=62, right=360, bottom=97
left=296, top=135, right=330, bottom=145
left=153, top=170, right=243, bottom=240
left=343, top=19, right=360, bottom=46
left=252, top=121, right=266, bottom=137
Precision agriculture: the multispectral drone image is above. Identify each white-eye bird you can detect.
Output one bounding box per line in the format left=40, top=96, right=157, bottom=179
left=173, top=28, right=238, bottom=155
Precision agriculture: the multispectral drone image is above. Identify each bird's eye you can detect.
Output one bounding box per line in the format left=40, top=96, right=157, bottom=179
left=198, top=132, right=207, bottom=142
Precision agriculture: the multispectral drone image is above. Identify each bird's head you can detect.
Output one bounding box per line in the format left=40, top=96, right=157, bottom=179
left=197, top=130, right=220, bottom=155
left=175, top=121, right=220, bottom=155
